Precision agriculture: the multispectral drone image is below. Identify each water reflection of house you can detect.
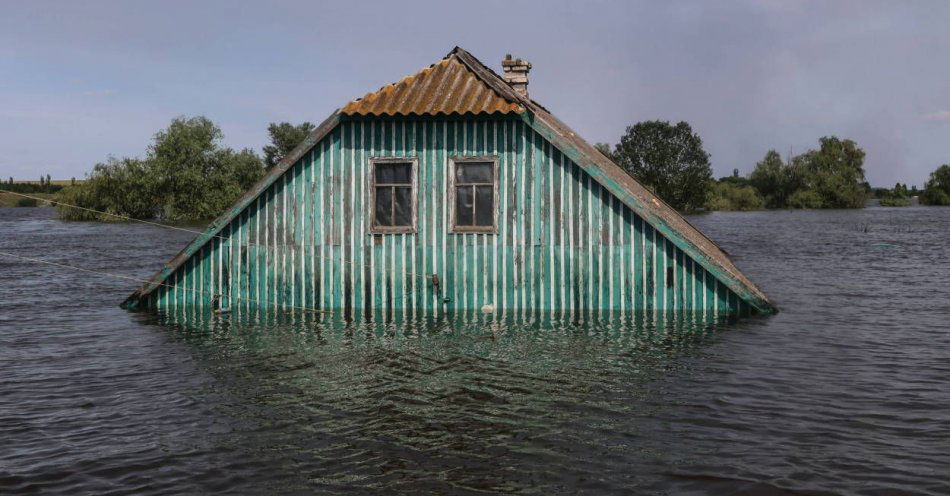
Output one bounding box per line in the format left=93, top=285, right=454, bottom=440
left=123, top=48, right=776, bottom=318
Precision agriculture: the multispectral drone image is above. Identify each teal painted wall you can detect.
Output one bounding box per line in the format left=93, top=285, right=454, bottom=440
left=145, top=116, right=752, bottom=319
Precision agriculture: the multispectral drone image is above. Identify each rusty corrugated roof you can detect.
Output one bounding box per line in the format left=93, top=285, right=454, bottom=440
left=340, top=54, right=524, bottom=116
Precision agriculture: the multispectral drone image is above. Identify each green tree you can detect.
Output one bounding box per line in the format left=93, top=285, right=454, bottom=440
left=880, top=182, right=911, bottom=207
left=594, top=142, right=615, bottom=161
left=750, top=150, right=795, bottom=208
left=263, top=121, right=316, bottom=170
left=718, top=169, right=750, bottom=187
left=869, top=187, right=889, bottom=199
left=149, top=116, right=264, bottom=220
left=57, top=157, right=157, bottom=220
left=749, top=138, right=866, bottom=209
left=797, top=137, right=867, bottom=208
left=57, top=116, right=264, bottom=222
left=921, top=164, right=950, bottom=205
left=787, top=189, right=824, bottom=209
left=705, top=181, right=764, bottom=211
left=612, top=120, right=713, bottom=212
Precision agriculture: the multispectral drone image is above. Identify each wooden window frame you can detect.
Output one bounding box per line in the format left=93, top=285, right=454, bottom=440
left=368, top=157, right=418, bottom=234
left=448, top=156, right=500, bottom=234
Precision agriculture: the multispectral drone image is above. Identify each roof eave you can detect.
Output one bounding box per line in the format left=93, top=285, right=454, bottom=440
left=519, top=108, right=777, bottom=314
left=121, top=110, right=343, bottom=309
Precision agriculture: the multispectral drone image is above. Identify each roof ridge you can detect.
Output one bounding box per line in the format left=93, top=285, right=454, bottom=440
left=340, top=50, right=523, bottom=116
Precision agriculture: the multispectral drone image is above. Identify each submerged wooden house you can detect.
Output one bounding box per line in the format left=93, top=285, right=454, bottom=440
left=122, top=47, right=776, bottom=318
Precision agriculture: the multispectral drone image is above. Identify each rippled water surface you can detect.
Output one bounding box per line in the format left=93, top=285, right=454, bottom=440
left=2, top=207, right=949, bottom=495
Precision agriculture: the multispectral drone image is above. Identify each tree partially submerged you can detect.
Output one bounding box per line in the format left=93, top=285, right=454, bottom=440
left=921, top=165, right=950, bottom=206
left=57, top=117, right=264, bottom=222
left=611, top=120, right=713, bottom=212
left=748, top=137, right=867, bottom=209
left=750, top=150, right=798, bottom=208
left=880, top=183, right=911, bottom=207
left=796, top=137, right=867, bottom=208
left=705, top=181, right=764, bottom=211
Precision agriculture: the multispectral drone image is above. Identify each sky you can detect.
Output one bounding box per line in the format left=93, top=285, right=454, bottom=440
left=1, top=0, right=948, bottom=187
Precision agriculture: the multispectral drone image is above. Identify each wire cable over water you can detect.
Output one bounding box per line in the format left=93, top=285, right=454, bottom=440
left=0, top=251, right=331, bottom=314
left=0, top=189, right=432, bottom=283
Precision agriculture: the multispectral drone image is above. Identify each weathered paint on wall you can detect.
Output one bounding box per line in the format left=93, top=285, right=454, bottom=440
left=143, top=116, right=753, bottom=319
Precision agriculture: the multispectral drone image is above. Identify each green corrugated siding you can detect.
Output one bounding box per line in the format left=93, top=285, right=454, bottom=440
left=148, top=116, right=753, bottom=319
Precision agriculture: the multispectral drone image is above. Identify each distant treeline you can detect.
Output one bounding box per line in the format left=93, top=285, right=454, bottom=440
left=2, top=176, right=72, bottom=194
left=598, top=122, right=870, bottom=212
left=708, top=159, right=950, bottom=210
left=598, top=120, right=949, bottom=211
left=0, top=177, right=77, bottom=207
left=56, top=117, right=313, bottom=222
left=56, top=115, right=948, bottom=222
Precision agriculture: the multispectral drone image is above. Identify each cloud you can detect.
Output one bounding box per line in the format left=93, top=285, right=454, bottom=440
left=921, top=110, right=950, bottom=121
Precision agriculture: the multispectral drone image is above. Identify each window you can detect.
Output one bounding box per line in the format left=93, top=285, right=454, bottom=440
left=370, top=158, right=416, bottom=233
left=450, top=157, right=498, bottom=233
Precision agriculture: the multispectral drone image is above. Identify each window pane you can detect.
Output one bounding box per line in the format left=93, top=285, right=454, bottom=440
left=376, top=162, right=412, bottom=184
left=375, top=163, right=394, bottom=184
left=392, top=163, right=412, bottom=184
left=475, top=185, right=494, bottom=226
left=457, top=162, right=492, bottom=183
left=456, top=186, right=473, bottom=226
left=374, top=187, right=392, bottom=226
left=393, top=186, right=412, bottom=226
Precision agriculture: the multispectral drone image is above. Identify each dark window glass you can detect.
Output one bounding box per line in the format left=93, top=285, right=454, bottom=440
left=456, top=186, right=474, bottom=226
left=475, top=185, right=493, bottom=225
left=373, top=161, right=413, bottom=230
left=394, top=187, right=412, bottom=226
left=375, top=163, right=394, bottom=183
left=376, top=163, right=412, bottom=184
left=453, top=161, right=495, bottom=229
left=374, top=187, right=392, bottom=227
left=457, top=162, right=492, bottom=183
left=392, top=164, right=412, bottom=184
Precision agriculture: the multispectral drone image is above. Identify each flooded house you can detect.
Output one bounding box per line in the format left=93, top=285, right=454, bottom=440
left=122, top=47, right=776, bottom=319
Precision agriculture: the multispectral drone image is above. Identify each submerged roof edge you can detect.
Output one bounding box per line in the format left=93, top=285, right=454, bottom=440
left=121, top=110, right=343, bottom=309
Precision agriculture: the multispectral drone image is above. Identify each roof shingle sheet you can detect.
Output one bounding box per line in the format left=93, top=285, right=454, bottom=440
left=340, top=55, right=523, bottom=116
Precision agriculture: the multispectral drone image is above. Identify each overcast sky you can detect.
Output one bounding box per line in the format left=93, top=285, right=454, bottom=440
left=2, top=0, right=947, bottom=186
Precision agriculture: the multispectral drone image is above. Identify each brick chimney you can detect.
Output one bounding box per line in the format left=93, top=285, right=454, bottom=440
left=501, top=54, right=531, bottom=98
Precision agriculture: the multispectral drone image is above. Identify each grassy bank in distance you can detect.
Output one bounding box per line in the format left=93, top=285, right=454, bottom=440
left=0, top=191, right=57, bottom=207
left=0, top=179, right=78, bottom=207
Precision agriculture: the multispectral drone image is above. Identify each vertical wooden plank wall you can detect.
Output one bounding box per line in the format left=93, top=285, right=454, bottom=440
left=149, top=116, right=750, bottom=318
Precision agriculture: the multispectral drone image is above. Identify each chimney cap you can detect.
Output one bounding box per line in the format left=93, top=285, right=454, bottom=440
left=502, top=53, right=531, bottom=69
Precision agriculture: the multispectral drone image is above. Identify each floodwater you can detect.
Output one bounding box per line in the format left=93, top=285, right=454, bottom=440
left=1, top=206, right=948, bottom=495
